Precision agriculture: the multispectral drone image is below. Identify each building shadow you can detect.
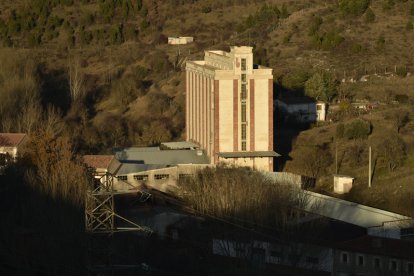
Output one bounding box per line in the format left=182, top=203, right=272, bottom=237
left=273, top=83, right=316, bottom=171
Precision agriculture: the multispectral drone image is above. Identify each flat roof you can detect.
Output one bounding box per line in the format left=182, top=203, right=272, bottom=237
left=218, top=151, right=280, bottom=158
left=161, top=141, right=200, bottom=150
left=303, top=191, right=411, bottom=228
left=114, top=148, right=210, bottom=165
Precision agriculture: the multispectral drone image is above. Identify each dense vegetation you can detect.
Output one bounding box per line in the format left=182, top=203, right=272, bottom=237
left=2, top=0, right=414, bottom=272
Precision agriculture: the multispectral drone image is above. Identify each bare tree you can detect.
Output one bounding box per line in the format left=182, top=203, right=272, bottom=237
left=68, top=56, right=85, bottom=102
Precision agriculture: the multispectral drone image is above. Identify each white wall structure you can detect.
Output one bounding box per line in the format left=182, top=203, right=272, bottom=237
left=113, top=164, right=212, bottom=194
left=168, top=37, right=194, bottom=45
left=186, top=46, right=277, bottom=172
left=333, top=175, right=354, bottom=194
left=303, top=191, right=412, bottom=239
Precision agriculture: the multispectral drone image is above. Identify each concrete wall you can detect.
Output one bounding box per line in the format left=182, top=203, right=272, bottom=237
left=114, top=164, right=211, bottom=193
left=168, top=37, right=193, bottom=45
left=0, top=146, right=18, bottom=158
left=212, top=239, right=333, bottom=272
left=218, top=79, right=234, bottom=152
left=254, top=79, right=270, bottom=151
left=333, top=250, right=413, bottom=276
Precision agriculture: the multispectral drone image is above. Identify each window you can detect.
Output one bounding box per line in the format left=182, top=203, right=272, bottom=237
left=154, top=174, right=169, bottom=180
left=241, top=58, right=246, bottom=71
left=134, top=175, right=148, bottom=181
left=341, top=252, right=349, bottom=264
left=241, top=83, right=247, bottom=100
left=241, top=141, right=246, bottom=151
left=374, top=257, right=381, bottom=268
left=357, top=255, right=365, bottom=266
left=306, top=256, right=319, bottom=265
left=390, top=260, right=398, bottom=271
left=408, top=262, right=414, bottom=273
left=241, top=124, right=247, bottom=140
left=179, top=174, right=194, bottom=179
left=241, top=103, right=247, bottom=122
left=117, top=175, right=127, bottom=181
left=241, top=74, right=246, bottom=82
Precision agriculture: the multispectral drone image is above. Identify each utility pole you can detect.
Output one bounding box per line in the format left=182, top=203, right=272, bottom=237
left=335, top=141, right=338, bottom=174
left=368, top=146, right=372, bottom=188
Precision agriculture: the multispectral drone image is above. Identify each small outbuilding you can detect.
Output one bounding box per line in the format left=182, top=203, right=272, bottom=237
left=168, top=37, right=194, bottom=45
left=333, top=174, right=354, bottom=194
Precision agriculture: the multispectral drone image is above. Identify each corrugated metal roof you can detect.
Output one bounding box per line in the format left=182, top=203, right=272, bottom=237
left=161, top=141, right=200, bottom=150
left=218, top=151, right=280, bottom=158
left=114, top=148, right=210, bottom=165
left=304, top=191, right=410, bottom=228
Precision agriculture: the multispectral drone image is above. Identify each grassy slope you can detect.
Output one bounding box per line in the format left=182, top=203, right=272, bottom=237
left=1, top=0, right=414, bottom=211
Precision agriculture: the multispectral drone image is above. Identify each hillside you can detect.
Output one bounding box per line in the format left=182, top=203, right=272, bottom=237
left=0, top=0, right=414, bottom=212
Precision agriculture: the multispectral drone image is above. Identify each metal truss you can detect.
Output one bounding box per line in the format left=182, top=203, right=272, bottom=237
left=85, top=171, right=152, bottom=235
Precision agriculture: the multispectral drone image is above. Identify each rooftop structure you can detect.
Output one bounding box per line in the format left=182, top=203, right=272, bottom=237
left=160, top=141, right=200, bottom=150
left=0, top=133, right=27, bottom=147
left=83, top=155, right=117, bottom=171
left=186, top=46, right=276, bottom=171
left=304, top=191, right=412, bottom=239
left=114, top=147, right=209, bottom=165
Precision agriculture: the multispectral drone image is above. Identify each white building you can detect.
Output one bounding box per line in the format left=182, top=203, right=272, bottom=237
left=186, top=46, right=277, bottom=172
left=168, top=37, right=194, bottom=45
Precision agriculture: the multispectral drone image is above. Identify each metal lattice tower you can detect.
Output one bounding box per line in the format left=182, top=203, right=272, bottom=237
left=85, top=171, right=152, bottom=234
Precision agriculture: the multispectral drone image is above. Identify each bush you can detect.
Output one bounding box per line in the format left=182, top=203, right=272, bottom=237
left=304, top=71, right=338, bottom=102
left=364, top=7, right=375, bottom=23
left=308, top=15, right=323, bottom=36
left=339, top=0, right=370, bottom=16
left=179, top=166, right=305, bottom=228
left=311, top=30, right=344, bottom=51
left=201, top=6, right=212, bottom=13
left=396, top=66, right=408, bottom=77
left=406, top=21, right=413, bottom=31
left=282, top=69, right=310, bottom=91
left=394, top=94, right=409, bottom=103
left=336, top=123, right=345, bottom=138
left=344, top=119, right=371, bottom=140
left=238, top=4, right=281, bottom=31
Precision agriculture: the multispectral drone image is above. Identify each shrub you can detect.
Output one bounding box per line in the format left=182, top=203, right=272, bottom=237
left=201, top=6, right=212, bottom=13
left=406, top=21, right=413, bottom=31
left=109, top=24, right=123, bottom=44
left=339, top=0, right=370, bottom=16
left=304, top=71, right=338, bottom=102
left=336, top=123, right=345, bottom=138
left=344, top=119, right=371, bottom=140
left=364, top=7, right=375, bottom=23
left=308, top=15, right=323, bottom=36
left=282, top=69, right=310, bottom=91
left=396, top=66, right=408, bottom=77
left=394, top=94, right=409, bottom=103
